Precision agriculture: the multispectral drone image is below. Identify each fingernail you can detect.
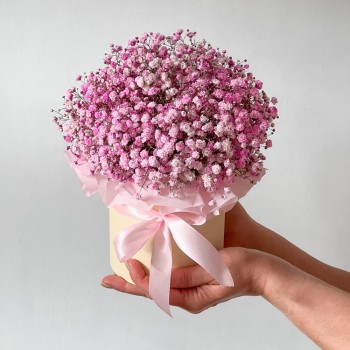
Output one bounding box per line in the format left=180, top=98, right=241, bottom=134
left=101, top=281, right=113, bottom=289
left=125, top=261, right=131, bottom=272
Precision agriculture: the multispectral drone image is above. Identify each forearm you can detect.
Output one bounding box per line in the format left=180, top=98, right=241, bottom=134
left=225, top=203, right=350, bottom=292
left=261, top=255, right=350, bottom=350
left=248, top=222, right=350, bottom=292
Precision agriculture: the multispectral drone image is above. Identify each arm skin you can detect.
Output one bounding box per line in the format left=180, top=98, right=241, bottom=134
left=262, top=252, right=350, bottom=350
left=101, top=202, right=350, bottom=349
left=224, top=202, right=350, bottom=293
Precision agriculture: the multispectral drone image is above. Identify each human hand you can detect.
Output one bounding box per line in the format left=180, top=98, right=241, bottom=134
left=101, top=247, right=269, bottom=314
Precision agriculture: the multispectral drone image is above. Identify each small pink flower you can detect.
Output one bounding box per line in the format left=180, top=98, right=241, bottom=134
left=202, top=174, right=213, bottom=189
left=211, top=164, right=221, bottom=175
left=186, top=31, right=196, bottom=38
left=236, top=123, right=244, bottom=132
left=251, top=138, right=260, bottom=148
left=109, top=91, right=117, bottom=102
left=169, top=124, right=179, bottom=138
left=140, top=159, right=148, bottom=167
left=255, top=80, right=263, bottom=89
left=237, top=133, right=247, bottom=143
left=191, top=151, right=200, bottom=159
left=148, top=156, right=159, bottom=167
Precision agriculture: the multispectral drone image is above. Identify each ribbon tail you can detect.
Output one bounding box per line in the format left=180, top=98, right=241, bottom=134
left=149, top=222, right=173, bottom=317
left=166, top=216, right=234, bottom=287
left=114, top=220, right=161, bottom=262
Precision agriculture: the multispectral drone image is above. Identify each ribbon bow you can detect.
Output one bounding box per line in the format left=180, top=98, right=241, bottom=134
left=113, top=205, right=234, bottom=316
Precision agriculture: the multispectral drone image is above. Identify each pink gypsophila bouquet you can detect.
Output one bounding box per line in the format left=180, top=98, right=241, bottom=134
left=52, top=29, right=278, bottom=201
left=52, top=29, right=278, bottom=315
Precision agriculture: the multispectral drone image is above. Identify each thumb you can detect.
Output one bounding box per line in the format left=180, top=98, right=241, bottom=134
left=170, top=264, right=215, bottom=289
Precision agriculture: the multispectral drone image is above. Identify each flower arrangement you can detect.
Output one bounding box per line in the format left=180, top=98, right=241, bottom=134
left=52, top=29, right=278, bottom=201
left=52, top=29, right=278, bottom=316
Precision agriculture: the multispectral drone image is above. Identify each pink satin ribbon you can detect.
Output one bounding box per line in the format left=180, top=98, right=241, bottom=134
left=65, top=151, right=265, bottom=316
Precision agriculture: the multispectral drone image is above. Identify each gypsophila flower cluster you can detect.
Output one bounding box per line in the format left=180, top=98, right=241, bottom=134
left=52, top=29, right=278, bottom=198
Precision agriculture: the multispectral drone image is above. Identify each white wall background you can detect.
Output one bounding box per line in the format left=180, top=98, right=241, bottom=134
left=1, top=0, right=349, bottom=349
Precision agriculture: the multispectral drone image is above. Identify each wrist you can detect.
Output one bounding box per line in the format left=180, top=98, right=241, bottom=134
left=243, top=249, right=272, bottom=296
left=220, top=247, right=272, bottom=297
left=261, top=254, right=310, bottom=308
